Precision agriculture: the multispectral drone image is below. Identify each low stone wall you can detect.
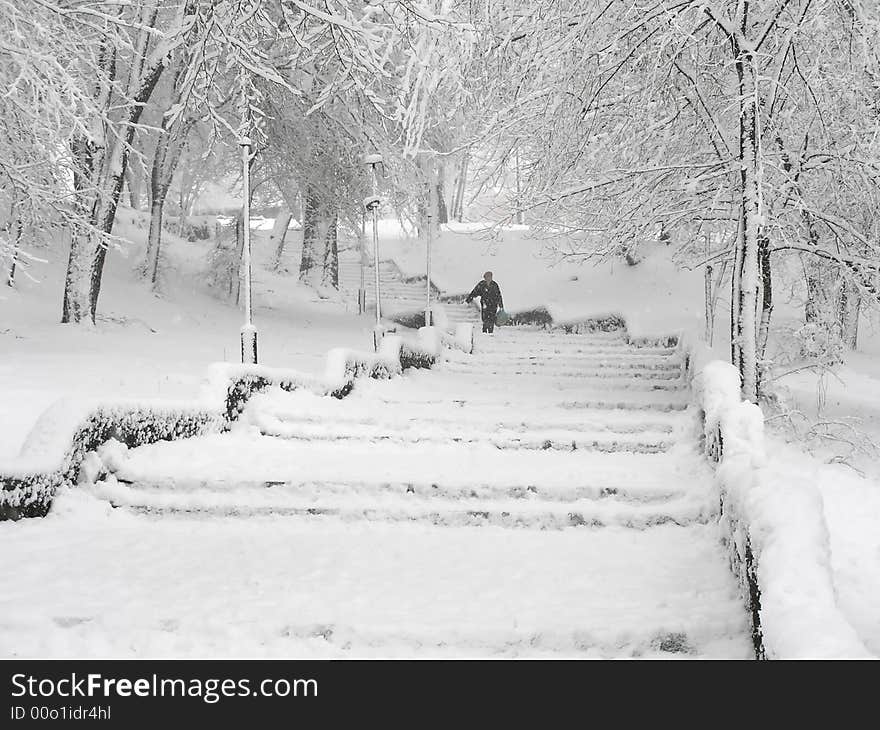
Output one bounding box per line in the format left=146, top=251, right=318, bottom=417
left=692, top=358, right=870, bottom=659
left=698, top=390, right=767, bottom=659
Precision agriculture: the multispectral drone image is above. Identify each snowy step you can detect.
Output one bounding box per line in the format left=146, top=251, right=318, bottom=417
left=492, top=327, right=626, bottom=337
left=252, top=416, right=674, bottom=453
left=91, top=479, right=713, bottom=530
left=4, top=501, right=752, bottom=657
left=489, top=333, right=631, bottom=346
left=109, top=476, right=686, bottom=504
left=456, top=359, right=683, bottom=374
left=349, top=383, right=691, bottom=412
left=389, top=375, right=687, bottom=394
left=440, top=364, right=683, bottom=380
left=475, top=344, right=678, bottom=357
left=558, top=398, right=688, bottom=412
left=246, top=400, right=679, bottom=435
left=362, top=395, right=689, bottom=413
left=112, top=434, right=706, bottom=493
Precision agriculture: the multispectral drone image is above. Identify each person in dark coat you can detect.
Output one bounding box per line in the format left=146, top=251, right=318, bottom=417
left=466, top=271, right=504, bottom=333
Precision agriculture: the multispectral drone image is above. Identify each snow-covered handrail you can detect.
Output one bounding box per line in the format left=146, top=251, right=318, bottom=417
left=694, top=360, right=869, bottom=659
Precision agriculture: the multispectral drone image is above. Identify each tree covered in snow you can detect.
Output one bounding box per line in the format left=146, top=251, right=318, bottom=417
left=463, top=0, right=880, bottom=402
left=0, top=0, right=107, bottom=282
left=1, top=0, right=466, bottom=317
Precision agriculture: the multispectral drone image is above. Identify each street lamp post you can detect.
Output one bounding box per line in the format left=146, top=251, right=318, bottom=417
left=417, top=150, right=436, bottom=328
left=425, top=188, right=433, bottom=328
left=362, top=152, right=383, bottom=350
left=358, top=209, right=367, bottom=315
left=239, top=135, right=257, bottom=364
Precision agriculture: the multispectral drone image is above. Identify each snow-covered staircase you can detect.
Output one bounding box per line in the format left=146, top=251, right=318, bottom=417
left=336, top=251, right=480, bottom=325
left=44, top=325, right=753, bottom=657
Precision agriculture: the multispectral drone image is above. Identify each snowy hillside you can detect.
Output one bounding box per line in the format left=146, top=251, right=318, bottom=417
left=0, top=208, right=370, bottom=458
left=385, top=223, right=709, bottom=340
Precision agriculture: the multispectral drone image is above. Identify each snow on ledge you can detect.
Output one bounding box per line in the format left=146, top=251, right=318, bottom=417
left=695, top=360, right=869, bottom=658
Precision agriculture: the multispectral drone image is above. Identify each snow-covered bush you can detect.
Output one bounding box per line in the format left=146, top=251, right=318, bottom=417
left=324, top=346, right=400, bottom=382
left=2, top=322, right=472, bottom=521
left=791, top=322, right=845, bottom=366
left=0, top=403, right=220, bottom=520
left=557, top=314, right=626, bottom=333
left=504, top=306, right=554, bottom=327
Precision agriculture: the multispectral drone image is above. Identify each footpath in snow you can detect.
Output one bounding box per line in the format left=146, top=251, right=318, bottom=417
left=0, top=326, right=752, bottom=658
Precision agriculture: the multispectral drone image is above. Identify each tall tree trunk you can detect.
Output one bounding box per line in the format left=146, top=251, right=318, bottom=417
left=756, top=235, right=773, bottom=397
left=62, top=134, right=99, bottom=323
left=146, top=192, right=168, bottom=288
left=452, top=150, right=469, bottom=222
left=730, top=217, right=743, bottom=370
left=732, top=50, right=762, bottom=403
left=62, top=225, right=92, bottom=324
left=321, top=213, right=338, bottom=289
left=178, top=185, right=187, bottom=238
left=270, top=206, right=292, bottom=271
left=299, top=190, right=320, bottom=282
left=125, top=154, right=143, bottom=210
left=436, top=159, right=448, bottom=225
left=6, top=216, right=23, bottom=287
left=514, top=147, right=524, bottom=225
left=144, top=126, right=173, bottom=287
left=803, top=256, right=826, bottom=324
left=837, top=280, right=861, bottom=349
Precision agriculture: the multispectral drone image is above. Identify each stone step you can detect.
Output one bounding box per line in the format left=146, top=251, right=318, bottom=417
left=112, top=432, right=703, bottom=492
left=109, top=477, right=688, bottom=504
left=349, top=380, right=691, bottom=411
left=249, top=403, right=679, bottom=435
left=387, top=374, right=687, bottom=393
left=90, top=480, right=713, bottom=530
left=441, top=364, right=683, bottom=380
left=490, top=330, right=628, bottom=342
left=454, top=355, right=682, bottom=371
left=559, top=398, right=689, bottom=412
left=475, top=345, right=679, bottom=358
left=252, top=417, right=674, bottom=453
left=9, top=493, right=751, bottom=657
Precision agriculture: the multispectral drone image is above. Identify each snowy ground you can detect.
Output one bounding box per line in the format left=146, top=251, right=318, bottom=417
left=767, top=326, right=880, bottom=655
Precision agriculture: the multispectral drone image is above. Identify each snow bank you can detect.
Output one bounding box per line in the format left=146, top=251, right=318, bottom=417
left=695, top=361, right=869, bottom=658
